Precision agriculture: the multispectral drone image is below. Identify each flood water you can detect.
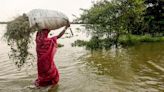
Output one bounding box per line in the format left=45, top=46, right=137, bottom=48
left=0, top=24, right=164, bottom=92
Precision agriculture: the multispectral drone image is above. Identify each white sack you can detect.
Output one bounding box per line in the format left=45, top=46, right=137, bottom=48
left=27, top=9, right=69, bottom=30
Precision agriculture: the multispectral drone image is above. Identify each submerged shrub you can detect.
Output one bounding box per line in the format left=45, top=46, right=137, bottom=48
left=72, top=40, right=87, bottom=47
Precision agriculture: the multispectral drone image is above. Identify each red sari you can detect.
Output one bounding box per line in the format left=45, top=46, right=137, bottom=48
left=35, top=29, right=59, bottom=87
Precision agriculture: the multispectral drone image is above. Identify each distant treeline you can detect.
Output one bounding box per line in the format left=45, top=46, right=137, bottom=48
left=0, top=21, right=83, bottom=24
left=70, top=22, right=84, bottom=24
left=0, top=22, right=8, bottom=24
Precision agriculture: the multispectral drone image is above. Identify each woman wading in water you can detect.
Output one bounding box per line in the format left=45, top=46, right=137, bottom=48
left=35, top=21, right=70, bottom=88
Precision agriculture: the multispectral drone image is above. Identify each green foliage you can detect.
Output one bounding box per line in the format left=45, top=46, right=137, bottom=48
left=4, top=14, right=38, bottom=68
left=72, top=36, right=113, bottom=50
left=72, top=37, right=102, bottom=50
left=73, top=34, right=164, bottom=49
left=58, top=43, right=64, bottom=47
left=144, top=0, right=164, bottom=35
left=77, top=0, right=164, bottom=49
left=80, top=0, right=146, bottom=33
left=119, top=34, right=164, bottom=46
left=78, top=0, right=146, bottom=48
left=71, top=40, right=87, bottom=47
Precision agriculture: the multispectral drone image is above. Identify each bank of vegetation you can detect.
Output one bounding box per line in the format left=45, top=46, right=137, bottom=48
left=0, top=22, right=8, bottom=24
left=73, top=0, right=164, bottom=49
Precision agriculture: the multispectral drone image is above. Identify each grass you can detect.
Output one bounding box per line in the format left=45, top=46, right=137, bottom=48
left=119, top=34, right=164, bottom=46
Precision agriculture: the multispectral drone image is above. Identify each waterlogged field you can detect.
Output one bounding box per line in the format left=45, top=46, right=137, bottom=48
left=0, top=24, right=164, bottom=92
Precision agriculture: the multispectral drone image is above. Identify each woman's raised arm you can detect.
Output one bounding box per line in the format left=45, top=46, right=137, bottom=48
left=56, top=21, right=70, bottom=39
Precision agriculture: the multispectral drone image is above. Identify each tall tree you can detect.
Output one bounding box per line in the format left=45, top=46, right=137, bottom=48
left=144, top=0, right=164, bottom=35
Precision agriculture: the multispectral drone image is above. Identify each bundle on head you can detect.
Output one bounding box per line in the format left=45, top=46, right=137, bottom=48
left=4, top=14, right=38, bottom=68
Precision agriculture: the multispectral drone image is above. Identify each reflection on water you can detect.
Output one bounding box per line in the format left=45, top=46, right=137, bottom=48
left=82, top=43, right=164, bottom=91
left=0, top=24, right=164, bottom=92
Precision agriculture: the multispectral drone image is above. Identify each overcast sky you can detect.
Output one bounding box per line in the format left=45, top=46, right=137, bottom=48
left=0, top=0, right=94, bottom=22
